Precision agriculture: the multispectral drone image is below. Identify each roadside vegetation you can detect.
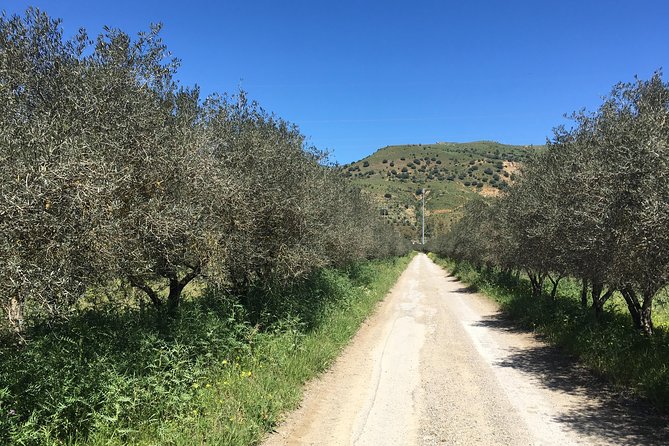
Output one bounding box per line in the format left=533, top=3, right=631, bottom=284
left=428, top=72, right=669, bottom=407
left=0, top=8, right=411, bottom=444
left=1, top=255, right=413, bottom=445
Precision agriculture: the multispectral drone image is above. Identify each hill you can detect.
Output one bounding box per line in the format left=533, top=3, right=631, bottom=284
left=340, top=141, right=543, bottom=240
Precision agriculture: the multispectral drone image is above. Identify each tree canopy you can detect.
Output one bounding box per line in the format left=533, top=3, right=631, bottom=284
left=0, top=8, right=410, bottom=331
left=429, top=72, right=669, bottom=335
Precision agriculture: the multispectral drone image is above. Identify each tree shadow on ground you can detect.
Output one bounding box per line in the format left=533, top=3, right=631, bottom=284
left=475, top=314, right=669, bottom=445
left=453, top=285, right=478, bottom=294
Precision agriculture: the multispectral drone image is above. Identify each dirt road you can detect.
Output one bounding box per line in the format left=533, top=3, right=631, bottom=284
left=263, top=254, right=668, bottom=445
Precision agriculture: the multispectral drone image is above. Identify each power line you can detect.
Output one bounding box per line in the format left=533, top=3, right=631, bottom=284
left=421, top=188, right=425, bottom=245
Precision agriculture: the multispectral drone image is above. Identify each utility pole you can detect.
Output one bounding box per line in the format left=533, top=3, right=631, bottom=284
left=421, top=188, right=425, bottom=245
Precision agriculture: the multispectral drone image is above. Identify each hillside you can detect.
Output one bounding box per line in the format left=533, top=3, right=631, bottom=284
left=341, top=141, right=543, bottom=240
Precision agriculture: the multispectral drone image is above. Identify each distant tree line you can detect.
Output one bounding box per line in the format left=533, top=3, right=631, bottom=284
left=0, top=9, right=409, bottom=332
left=429, top=73, right=669, bottom=335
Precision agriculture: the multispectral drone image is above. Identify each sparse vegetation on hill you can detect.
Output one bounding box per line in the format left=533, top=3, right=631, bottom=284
left=341, top=141, right=541, bottom=239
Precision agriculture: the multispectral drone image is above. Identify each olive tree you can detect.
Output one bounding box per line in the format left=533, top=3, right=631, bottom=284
left=0, top=9, right=107, bottom=330
left=437, top=72, right=669, bottom=333
left=0, top=9, right=239, bottom=318
left=203, top=93, right=407, bottom=291
left=545, top=73, right=669, bottom=332
left=0, top=8, right=409, bottom=331
left=598, top=74, right=669, bottom=334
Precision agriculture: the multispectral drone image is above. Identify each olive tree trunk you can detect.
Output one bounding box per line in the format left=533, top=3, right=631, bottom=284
left=621, top=287, right=655, bottom=336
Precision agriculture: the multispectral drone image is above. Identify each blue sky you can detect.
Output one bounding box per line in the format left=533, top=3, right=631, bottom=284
left=3, top=0, right=668, bottom=163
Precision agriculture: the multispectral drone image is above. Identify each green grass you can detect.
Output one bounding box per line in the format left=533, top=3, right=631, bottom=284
left=0, top=253, right=414, bottom=445
left=429, top=254, right=669, bottom=411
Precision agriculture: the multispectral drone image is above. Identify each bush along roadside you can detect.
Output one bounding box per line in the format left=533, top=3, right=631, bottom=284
left=429, top=254, right=669, bottom=412
left=0, top=253, right=414, bottom=445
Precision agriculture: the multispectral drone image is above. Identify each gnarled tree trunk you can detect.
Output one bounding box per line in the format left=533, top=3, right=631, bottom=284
left=590, top=282, right=614, bottom=319
left=129, top=265, right=201, bottom=310
left=621, top=286, right=655, bottom=336
left=527, top=270, right=545, bottom=297
left=546, top=273, right=563, bottom=300
left=3, top=296, right=25, bottom=335
left=580, top=278, right=589, bottom=308
left=129, top=276, right=162, bottom=307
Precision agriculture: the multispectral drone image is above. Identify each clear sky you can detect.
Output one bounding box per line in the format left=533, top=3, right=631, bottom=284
left=3, top=0, right=668, bottom=163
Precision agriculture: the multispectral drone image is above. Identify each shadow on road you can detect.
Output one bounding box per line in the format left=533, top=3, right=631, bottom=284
left=453, top=286, right=478, bottom=294
left=475, top=314, right=669, bottom=445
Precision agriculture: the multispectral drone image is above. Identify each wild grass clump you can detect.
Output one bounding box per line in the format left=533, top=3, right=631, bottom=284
left=431, top=255, right=669, bottom=410
left=0, top=254, right=413, bottom=445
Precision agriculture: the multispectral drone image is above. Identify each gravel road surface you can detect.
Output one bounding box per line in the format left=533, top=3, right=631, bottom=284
left=263, top=253, right=668, bottom=445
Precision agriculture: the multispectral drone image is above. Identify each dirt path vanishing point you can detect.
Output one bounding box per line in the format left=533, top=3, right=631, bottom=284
left=262, top=253, right=669, bottom=446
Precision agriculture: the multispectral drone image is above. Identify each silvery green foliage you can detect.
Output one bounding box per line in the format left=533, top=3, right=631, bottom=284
left=0, top=9, right=102, bottom=328
left=201, top=92, right=409, bottom=291
left=431, top=73, right=669, bottom=334
left=0, top=8, right=408, bottom=330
